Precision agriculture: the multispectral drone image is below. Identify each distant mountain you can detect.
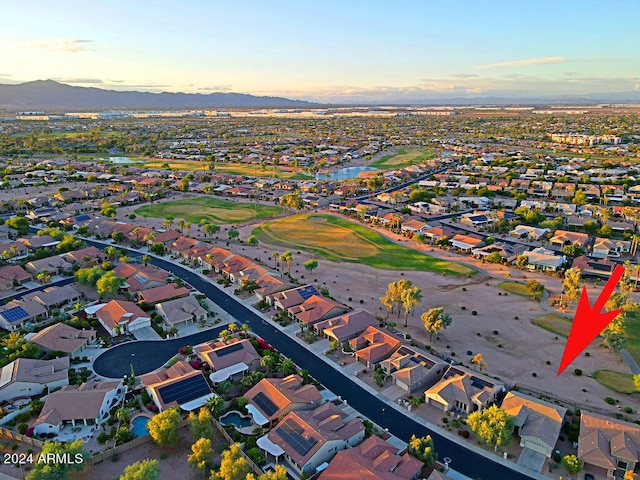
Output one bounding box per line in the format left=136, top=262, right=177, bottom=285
left=0, top=80, right=318, bottom=110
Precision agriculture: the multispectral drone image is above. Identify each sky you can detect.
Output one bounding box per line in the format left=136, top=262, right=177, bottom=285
left=1, top=0, right=639, bottom=103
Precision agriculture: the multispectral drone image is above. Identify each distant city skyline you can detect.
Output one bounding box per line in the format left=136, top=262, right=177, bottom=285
left=2, top=0, right=639, bottom=103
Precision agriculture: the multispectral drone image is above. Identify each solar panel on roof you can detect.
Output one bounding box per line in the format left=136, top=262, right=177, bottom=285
left=277, top=419, right=317, bottom=456
left=252, top=391, right=278, bottom=417
left=216, top=343, right=244, bottom=357
left=470, top=376, right=493, bottom=390
left=157, top=374, right=211, bottom=406
left=297, top=285, right=319, bottom=300
left=0, top=306, right=29, bottom=323
left=76, top=215, right=90, bottom=221
left=132, top=274, right=148, bottom=284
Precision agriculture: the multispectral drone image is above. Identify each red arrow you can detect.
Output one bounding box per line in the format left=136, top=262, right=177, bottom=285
left=557, top=264, right=625, bottom=375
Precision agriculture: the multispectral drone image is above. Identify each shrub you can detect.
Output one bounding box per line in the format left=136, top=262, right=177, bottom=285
left=624, top=407, right=633, bottom=414
left=461, top=430, right=470, bottom=438
left=605, top=397, right=616, bottom=405
left=17, top=423, right=28, bottom=434
left=471, top=310, right=478, bottom=316
left=574, top=369, right=582, bottom=376
left=532, top=372, right=537, bottom=377
left=441, top=417, right=449, bottom=424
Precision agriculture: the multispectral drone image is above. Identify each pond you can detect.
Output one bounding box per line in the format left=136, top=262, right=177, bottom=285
left=99, top=156, right=137, bottom=164
left=316, top=166, right=378, bottom=180
left=130, top=415, right=151, bottom=437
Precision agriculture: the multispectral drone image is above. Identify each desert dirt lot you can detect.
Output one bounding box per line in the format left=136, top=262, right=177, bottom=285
left=115, top=196, right=640, bottom=416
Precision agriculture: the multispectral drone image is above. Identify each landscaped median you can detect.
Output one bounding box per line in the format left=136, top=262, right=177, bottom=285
left=531, top=312, right=572, bottom=337
left=592, top=370, right=638, bottom=394
left=252, top=213, right=474, bottom=275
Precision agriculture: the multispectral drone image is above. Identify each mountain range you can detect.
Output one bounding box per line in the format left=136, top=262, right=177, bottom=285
left=0, top=80, right=317, bottom=110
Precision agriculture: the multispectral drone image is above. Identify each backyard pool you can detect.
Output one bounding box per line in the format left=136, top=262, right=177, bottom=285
left=220, top=411, right=252, bottom=428
left=131, top=415, right=151, bottom=437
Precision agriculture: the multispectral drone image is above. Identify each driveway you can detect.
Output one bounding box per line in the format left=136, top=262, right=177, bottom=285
left=517, top=448, right=547, bottom=473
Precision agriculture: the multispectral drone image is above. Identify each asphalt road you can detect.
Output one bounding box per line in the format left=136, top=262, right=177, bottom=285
left=84, top=238, right=535, bottom=480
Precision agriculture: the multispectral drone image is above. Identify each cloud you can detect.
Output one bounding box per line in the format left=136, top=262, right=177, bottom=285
left=476, top=56, right=565, bottom=69
left=24, top=39, right=94, bottom=53
left=52, top=77, right=104, bottom=84
left=450, top=73, right=479, bottom=79
left=0, top=74, right=13, bottom=77
left=198, top=85, right=233, bottom=92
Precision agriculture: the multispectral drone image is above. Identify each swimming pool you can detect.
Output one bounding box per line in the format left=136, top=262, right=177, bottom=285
left=220, top=411, right=252, bottom=428
left=131, top=416, right=151, bottom=437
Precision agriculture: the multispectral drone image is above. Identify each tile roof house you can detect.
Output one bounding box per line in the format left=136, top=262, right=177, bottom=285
left=319, top=434, right=424, bottom=480
left=592, top=238, right=631, bottom=259
left=549, top=230, right=589, bottom=249
left=270, top=285, right=321, bottom=310
left=245, top=375, right=323, bottom=427
left=33, top=380, right=124, bottom=435
left=137, top=283, right=190, bottom=305
left=62, top=246, right=106, bottom=265
left=0, top=265, right=32, bottom=290
left=571, top=256, right=616, bottom=278
left=26, top=323, right=95, bottom=358
left=0, top=357, right=69, bottom=403
left=22, top=284, right=81, bottom=312
left=471, top=242, right=529, bottom=263
left=424, top=365, right=504, bottom=414
left=0, top=299, right=47, bottom=331
left=350, top=326, right=409, bottom=367
left=140, top=360, right=214, bottom=412
left=288, top=295, right=351, bottom=327
left=380, top=345, right=449, bottom=393
left=24, top=255, right=70, bottom=275
left=113, top=263, right=169, bottom=293
left=254, top=274, right=291, bottom=301
left=578, top=412, right=640, bottom=478
left=521, top=247, right=566, bottom=272
left=92, top=300, right=151, bottom=336
left=195, top=338, right=261, bottom=383
left=155, top=295, right=207, bottom=327
left=261, top=403, right=366, bottom=476
left=450, top=234, right=484, bottom=252
left=313, top=309, right=379, bottom=344
left=501, top=391, right=567, bottom=458
left=509, top=225, right=551, bottom=241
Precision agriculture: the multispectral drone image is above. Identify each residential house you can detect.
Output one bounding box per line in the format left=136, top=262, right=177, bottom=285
left=16, top=235, right=60, bottom=250
left=380, top=345, right=449, bottom=393
left=472, top=242, right=529, bottom=263
left=22, top=284, right=81, bottom=312
left=33, top=380, right=124, bottom=435
left=254, top=274, right=291, bottom=301
left=0, top=357, right=69, bottom=403
left=62, top=246, right=106, bottom=266
left=460, top=214, right=491, bottom=228
left=260, top=403, right=365, bottom=476
left=195, top=338, right=261, bottom=383
left=549, top=230, right=589, bottom=249
left=137, top=283, right=190, bottom=305
left=313, top=310, right=379, bottom=344
left=521, top=247, right=566, bottom=272
left=424, top=365, right=504, bottom=413
left=0, top=241, right=30, bottom=262
left=592, top=238, right=631, bottom=259
left=91, top=300, right=151, bottom=336
left=269, top=285, right=321, bottom=310
left=26, top=323, right=96, bottom=358
left=288, top=295, right=351, bottom=328
left=501, top=391, right=566, bottom=458
left=449, top=234, right=484, bottom=252
left=0, top=265, right=32, bottom=290
left=24, top=255, right=70, bottom=275
left=509, top=225, right=550, bottom=241
left=578, top=412, right=640, bottom=479
left=319, top=434, right=424, bottom=480
left=245, top=375, right=323, bottom=427
left=350, top=326, right=409, bottom=367
left=0, top=299, right=47, bottom=331
left=113, top=263, right=169, bottom=293
left=155, top=295, right=207, bottom=327
left=571, top=256, right=616, bottom=278
left=140, top=360, right=214, bottom=412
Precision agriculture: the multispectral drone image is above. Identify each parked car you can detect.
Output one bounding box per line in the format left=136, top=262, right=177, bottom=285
left=584, top=474, right=594, bottom=480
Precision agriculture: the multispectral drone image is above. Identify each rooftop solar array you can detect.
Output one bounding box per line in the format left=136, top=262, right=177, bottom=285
left=252, top=391, right=278, bottom=417
left=157, top=374, right=211, bottom=406
left=297, top=285, right=319, bottom=301
left=471, top=376, right=494, bottom=390
left=277, top=418, right=317, bottom=456
left=76, top=215, right=90, bottom=221
left=0, top=306, right=29, bottom=323
left=216, top=342, right=244, bottom=357
left=132, top=274, right=149, bottom=285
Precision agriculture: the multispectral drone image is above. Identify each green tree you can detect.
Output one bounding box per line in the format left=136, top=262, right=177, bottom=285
left=562, top=267, right=582, bottom=307
left=188, top=437, right=214, bottom=473
left=572, top=189, right=587, bottom=206
left=189, top=407, right=215, bottom=441
left=407, top=434, right=437, bottom=467
left=420, top=307, right=452, bottom=341
left=279, top=251, right=293, bottom=275
left=562, top=454, right=583, bottom=474
left=246, top=465, right=288, bottom=480
left=141, top=255, right=150, bottom=266
left=485, top=252, right=503, bottom=264
left=279, top=192, right=303, bottom=210
left=526, top=279, right=545, bottom=300
left=247, top=235, right=259, bottom=246
left=206, top=395, right=226, bottom=418
left=467, top=405, right=514, bottom=447
left=303, top=259, right=318, bottom=273
left=401, top=285, right=422, bottom=327
left=634, top=373, right=640, bottom=392
left=119, top=459, right=160, bottom=480
left=147, top=407, right=180, bottom=447
left=96, top=270, right=124, bottom=297
left=563, top=244, right=584, bottom=258
left=203, top=224, right=220, bottom=237
left=6, top=216, right=30, bottom=235
left=26, top=439, right=87, bottom=480
left=209, top=443, right=251, bottom=480
left=228, top=228, right=239, bottom=241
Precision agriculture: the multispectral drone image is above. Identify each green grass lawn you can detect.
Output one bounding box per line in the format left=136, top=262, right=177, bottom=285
left=135, top=197, right=283, bottom=225
left=371, top=147, right=435, bottom=169
left=531, top=313, right=572, bottom=337
left=624, top=315, right=640, bottom=365
left=498, top=281, right=535, bottom=298
left=593, top=370, right=638, bottom=394
left=253, top=214, right=474, bottom=275
left=142, top=160, right=308, bottom=179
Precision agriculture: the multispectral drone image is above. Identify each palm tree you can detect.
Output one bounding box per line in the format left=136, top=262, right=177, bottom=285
left=177, top=220, right=186, bottom=235
left=115, top=407, right=132, bottom=425
left=280, top=251, right=293, bottom=275
left=227, top=323, right=237, bottom=335
left=279, top=358, right=296, bottom=376
left=240, top=323, right=250, bottom=337
left=141, top=255, right=150, bottom=267
left=36, top=270, right=51, bottom=285
left=206, top=395, right=225, bottom=418
left=271, top=252, right=279, bottom=267
left=143, top=231, right=156, bottom=246
left=219, top=329, right=232, bottom=341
